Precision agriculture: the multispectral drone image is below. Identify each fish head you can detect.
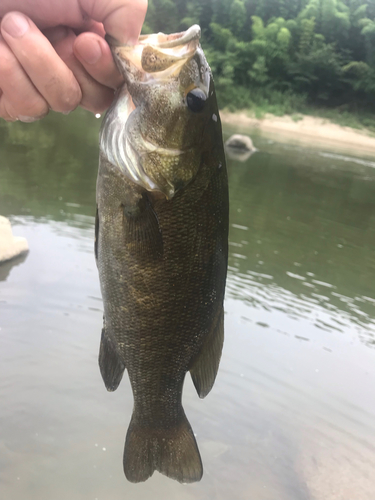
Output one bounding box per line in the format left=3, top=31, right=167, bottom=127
left=101, top=25, right=218, bottom=199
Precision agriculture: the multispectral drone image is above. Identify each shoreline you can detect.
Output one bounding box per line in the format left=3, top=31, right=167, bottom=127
left=220, top=111, right=375, bottom=155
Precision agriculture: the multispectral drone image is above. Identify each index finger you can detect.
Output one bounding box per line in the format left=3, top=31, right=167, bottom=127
left=0, top=0, right=148, bottom=44
left=79, top=0, right=148, bottom=45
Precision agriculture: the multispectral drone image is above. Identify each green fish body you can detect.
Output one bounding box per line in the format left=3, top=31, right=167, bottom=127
left=96, top=25, right=228, bottom=483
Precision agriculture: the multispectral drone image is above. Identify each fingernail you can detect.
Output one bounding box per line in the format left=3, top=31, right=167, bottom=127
left=18, top=115, right=39, bottom=123
left=76, top=39, right=102, bottom=65
left=2, top=13, right=29, bottom=38
left=19, top=112, right=48, bottom=122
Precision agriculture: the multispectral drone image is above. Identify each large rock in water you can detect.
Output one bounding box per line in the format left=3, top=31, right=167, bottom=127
left=225, top=134, right=256, bottom=152
left=0, top=216, right=29, bottom=263
left=225, top=134, right=257, bottom=162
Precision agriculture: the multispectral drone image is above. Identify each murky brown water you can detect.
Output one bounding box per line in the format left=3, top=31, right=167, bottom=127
left=1, top=111, right=375, bottom=500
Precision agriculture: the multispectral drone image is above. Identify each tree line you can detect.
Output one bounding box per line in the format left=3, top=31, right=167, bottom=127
left=143, top=0, right=375, bottom=114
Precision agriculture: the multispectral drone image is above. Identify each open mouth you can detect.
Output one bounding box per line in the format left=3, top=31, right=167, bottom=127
left=138, top=24, right=201, bottom=50
left=105, top=25, right=201, bottom=76
left=106, top=24, right=200, bottom=50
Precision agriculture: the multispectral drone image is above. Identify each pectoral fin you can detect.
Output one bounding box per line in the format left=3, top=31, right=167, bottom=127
left=190, top=307, right=224, bottom=398
left=122, top=192, right=163, bottom=260
left=99, top=326, right=126, bottom=392
left=94, top=206, right=99, bottom=261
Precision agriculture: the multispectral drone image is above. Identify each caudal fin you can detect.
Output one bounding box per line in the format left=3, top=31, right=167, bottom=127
left=123, top=413, right=203, bottom=483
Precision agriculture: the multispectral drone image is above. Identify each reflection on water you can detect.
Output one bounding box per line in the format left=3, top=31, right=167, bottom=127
left=0, top=253, right=28, bottom=282
left=1, top=112, right=375, bottom=499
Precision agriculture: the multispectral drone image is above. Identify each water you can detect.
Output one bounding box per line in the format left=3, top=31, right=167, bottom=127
left=1, top=111, right=375, bottom=500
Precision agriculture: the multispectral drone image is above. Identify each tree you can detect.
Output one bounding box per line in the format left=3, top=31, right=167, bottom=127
left=142, top=0, right=375, bottom=112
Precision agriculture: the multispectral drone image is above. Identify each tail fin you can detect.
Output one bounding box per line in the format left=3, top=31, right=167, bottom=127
left=123, top=413, right=203, bottom=483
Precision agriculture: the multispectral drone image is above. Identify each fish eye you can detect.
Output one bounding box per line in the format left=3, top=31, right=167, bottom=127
left=186, top=88, right=206, bottom=113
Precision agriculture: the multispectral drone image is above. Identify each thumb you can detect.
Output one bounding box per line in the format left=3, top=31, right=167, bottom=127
left=79, top=0, right=148, bottom=45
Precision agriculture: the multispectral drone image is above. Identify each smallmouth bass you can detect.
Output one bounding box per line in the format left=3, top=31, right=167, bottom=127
left=96, top=25, right=228, bottom=483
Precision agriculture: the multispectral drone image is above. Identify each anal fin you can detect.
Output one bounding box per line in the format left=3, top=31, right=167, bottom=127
left=99, top=327, right=126, bottom=392
left=190, top=307, right=224, bottom=398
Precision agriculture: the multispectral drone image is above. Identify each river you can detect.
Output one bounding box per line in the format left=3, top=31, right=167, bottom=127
left=1, top=110, right=375, bottom=500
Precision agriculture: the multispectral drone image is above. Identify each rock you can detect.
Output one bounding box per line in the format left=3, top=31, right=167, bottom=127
left=225, top=134, right=258, bottom=162
left=225, top=134, right=256, bottom=152
left=0, top=216, right=29, bottom=263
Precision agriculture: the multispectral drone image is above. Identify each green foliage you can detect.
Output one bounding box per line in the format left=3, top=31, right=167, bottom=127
left=361, top=19, right=375, bottom=65
left=289, top=42, right=346, bottom=104
left=299, top=18, right=316, bottom=53
left=353, top=4, right=368, bottom=22
left=143, top=0, right=178, bottom=33
left=343, top=60, right=375, bottom=94
left=230, top=0, right=246, bottom=36
left=248, top=56, right=269, bottom=84
left=143, top=0, right=375, bottom=115
left=209, top=22, right=233, bottom=51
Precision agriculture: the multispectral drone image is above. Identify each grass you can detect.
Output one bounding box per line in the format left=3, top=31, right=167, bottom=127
left=216, top=85, right=375, bottom=133
left=301, top=107, right=375, bottom=133
left=291, top=113, right=304, bottom=122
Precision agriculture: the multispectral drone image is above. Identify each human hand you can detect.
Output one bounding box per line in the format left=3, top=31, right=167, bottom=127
left=0, top=0, right=147, bottom=122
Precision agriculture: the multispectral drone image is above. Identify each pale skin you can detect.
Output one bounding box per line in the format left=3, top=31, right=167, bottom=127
left=0, top=0, right=148, bottom=122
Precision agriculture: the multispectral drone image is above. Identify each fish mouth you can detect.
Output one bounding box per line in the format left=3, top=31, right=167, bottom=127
left=106, top=24, right=200, bottom=50
left=105, top=25, right=201, bottom=78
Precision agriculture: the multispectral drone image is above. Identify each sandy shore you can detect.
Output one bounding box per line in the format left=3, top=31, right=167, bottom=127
left=220, top=111, right=375, bottom=154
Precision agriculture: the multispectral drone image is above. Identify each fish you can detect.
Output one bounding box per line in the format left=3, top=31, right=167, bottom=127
left=95, top=24, right=229, bottom=483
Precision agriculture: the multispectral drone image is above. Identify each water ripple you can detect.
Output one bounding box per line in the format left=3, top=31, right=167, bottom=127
left=226, top=266, right=375, bottom=345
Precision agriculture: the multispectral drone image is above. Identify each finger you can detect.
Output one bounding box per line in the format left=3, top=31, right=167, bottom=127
left=73, top=20, right=106, bottom=38
left=0, top=91, right=18, bottom=121
left=0, top=96, right=18, bottom=122
left=0, top=0, right=148, bottom=42
left=79, top=0, right=148, bottom=45
left=47, top=28, right=115, bottom=113
left=0, top=35, right=49, bottom=121
left=1, top=12, right=82, bottom=113
left=73, top=32, right=123, bottom=90
left=0, top=1, right=83, bottom=30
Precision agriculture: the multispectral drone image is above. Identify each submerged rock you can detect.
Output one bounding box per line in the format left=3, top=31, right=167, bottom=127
left=0, top=216, right=29, bottom=263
